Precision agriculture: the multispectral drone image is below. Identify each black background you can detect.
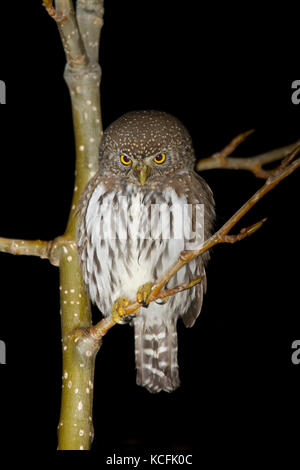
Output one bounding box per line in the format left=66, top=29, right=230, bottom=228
left=0, top=0, right=299, bottom=464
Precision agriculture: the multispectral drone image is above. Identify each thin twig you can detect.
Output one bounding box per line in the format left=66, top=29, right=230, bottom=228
left=156, top=275, right=205, bottom=300
left=217, top=129, right=255, bottom=161
left=196, top=133, right=300, bottom=178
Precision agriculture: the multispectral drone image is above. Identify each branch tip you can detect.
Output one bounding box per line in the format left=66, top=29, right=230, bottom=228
left=217, top=128, right=255, bottom=161
left=43, top=1, right=66, bottom=22
left=279, top=144, right=300, bottom=171
left=223, top=217, right=267, bottom=243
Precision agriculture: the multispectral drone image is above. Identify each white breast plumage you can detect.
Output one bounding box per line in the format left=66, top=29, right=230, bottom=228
left=80, top=182, right=203, bottom=323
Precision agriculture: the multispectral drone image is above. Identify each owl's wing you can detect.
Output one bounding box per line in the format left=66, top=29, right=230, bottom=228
left=181, top=171, right=215, bottom=328
left=76, top=173, right=105, bottom=292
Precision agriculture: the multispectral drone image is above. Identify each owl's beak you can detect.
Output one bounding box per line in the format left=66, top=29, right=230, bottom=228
left=133, top=162, right=152, bottom=185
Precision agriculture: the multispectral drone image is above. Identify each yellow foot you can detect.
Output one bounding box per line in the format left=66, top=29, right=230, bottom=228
left=112, top=297, right=130, bottom=323
left=137, top=282, right=154, bottom=306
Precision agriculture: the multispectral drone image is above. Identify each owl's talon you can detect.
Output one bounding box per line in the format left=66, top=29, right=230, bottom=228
left=156, top=295, right=170, bottom=305
left=137, top=282, right=154, bottom=307
left=112, top=296, right=130, bottom=323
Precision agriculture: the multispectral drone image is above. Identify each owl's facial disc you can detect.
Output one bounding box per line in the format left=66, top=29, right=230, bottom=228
left=133, top=161, right=152, bottom=185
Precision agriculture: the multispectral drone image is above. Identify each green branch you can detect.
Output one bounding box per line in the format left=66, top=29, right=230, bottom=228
left=0, top=238, right=51, bottom=258
left=43, top=0, right=104, bottom=450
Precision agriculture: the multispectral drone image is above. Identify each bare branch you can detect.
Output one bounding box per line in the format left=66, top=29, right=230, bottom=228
left=0, top=235, right=78, bottom=267
left=43, top=0, right=104, bottom=451
left=196, top=132, right=300, bottom=178
left=215, top=129, right=255, bottom=160
left=43, top=1, right=103, bottom=229
left=0, top=237, right=51, bottom=259
left=43, top=0, right=88, bottom=68
left=84, top=276, right=207, bottom=339
left=77, top=0, right=104, bottom=64
left=156, top=275, right=205, bottom=300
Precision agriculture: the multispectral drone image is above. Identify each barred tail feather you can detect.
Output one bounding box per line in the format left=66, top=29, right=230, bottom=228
left=134, top=317, right=180, bottom=393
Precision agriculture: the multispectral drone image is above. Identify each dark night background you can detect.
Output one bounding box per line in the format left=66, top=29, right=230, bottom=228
left=0, top=0, right=299, bottom=464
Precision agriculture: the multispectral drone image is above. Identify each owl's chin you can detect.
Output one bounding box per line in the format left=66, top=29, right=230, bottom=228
left=123, top=176, right=154, bottom=187
left=125, top=172, right=173, bottom=187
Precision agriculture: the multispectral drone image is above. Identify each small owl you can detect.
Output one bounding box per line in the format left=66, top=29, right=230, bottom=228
left=77, top=110, right=215, bottom=393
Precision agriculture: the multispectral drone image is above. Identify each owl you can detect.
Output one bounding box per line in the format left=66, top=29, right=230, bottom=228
left=77, top=110, right=215, bottom=393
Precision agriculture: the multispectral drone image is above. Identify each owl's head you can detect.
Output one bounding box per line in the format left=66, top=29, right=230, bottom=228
left=99, top=110, right=195, bottom=185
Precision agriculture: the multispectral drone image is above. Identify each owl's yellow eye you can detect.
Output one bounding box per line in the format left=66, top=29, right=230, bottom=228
left=120, top=154, right=132, bottom=166
left=153, top=153, right=166, bottom=164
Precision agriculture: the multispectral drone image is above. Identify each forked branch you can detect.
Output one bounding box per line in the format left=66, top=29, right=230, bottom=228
left=41, top=0, right=104, bottom=451
left=196, top=130, right=300, bottom=178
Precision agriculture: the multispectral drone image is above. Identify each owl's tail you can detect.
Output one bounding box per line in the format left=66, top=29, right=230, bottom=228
left=134, top=316, right=180, bottom=393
